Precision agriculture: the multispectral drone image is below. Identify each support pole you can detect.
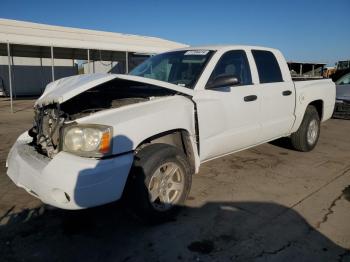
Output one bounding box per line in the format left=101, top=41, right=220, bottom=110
left=87, top=49, right=90, bottom=74
left=312, top=65, right=315, bottom=76
left=7, top=42, right=13, bottom=113
left=51, top=46, right=55, bottom=81
left=125, top=51, right=129, bottom=74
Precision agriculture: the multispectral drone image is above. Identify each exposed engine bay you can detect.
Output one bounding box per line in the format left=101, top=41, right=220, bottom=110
left=29, top=78, right=176, bottom=158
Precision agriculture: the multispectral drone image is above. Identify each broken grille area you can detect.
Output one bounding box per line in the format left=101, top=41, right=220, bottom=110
left=29, top=104, right=66, bottom=158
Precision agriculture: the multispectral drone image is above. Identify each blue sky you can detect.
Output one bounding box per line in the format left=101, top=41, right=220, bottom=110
left=1, top=0, right=349, bottom=65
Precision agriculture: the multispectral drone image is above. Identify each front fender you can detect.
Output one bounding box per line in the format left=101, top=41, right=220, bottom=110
left=76, top=95, right=197, bottom=155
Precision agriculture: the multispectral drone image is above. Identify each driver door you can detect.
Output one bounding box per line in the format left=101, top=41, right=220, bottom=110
left=193, top=50, right=261, bottom=161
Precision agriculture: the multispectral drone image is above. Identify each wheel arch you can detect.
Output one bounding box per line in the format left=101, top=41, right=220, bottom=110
left=308, top=99, right=324, bottom=120
left=135, top=129, right=200, bottom=174
left=291, top=99, right=324, bottom=134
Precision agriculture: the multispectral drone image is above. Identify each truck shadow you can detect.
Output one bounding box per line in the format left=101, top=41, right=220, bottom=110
left=269, top=137, right=295, bottom=150
left=0, top=201, right=349, bottom=261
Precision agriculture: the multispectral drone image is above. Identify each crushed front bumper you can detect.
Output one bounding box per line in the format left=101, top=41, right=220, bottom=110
left=6, top=132, right=133, bottom=209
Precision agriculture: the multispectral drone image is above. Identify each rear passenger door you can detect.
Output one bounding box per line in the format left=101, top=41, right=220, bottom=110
left=252, top=50, right=295, bottom=141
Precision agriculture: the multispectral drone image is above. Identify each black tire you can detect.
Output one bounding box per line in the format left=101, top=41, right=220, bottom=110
left=290, top=105, right=320, bottom=152
left=125, top=143, right=192, bottom=224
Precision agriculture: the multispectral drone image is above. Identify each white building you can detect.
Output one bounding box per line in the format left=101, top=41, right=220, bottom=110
left=0, top=18, right=187, bottom=107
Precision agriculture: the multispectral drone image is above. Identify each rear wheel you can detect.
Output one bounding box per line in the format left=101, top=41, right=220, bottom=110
left=126, top=144, right=192, bottom=224
left=290, top=105, right=320, bottom=152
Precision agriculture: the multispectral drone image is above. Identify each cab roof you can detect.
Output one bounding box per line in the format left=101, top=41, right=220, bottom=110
left=173, top=45, right=281, bottom=53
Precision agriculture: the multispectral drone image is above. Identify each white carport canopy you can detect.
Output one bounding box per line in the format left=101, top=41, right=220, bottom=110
left=0, top=18, right=188, bottom=112
left=0, top=18, right=187, bottom=53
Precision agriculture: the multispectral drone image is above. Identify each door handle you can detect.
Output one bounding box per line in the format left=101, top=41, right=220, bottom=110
left=282, top=90, right=292, bottom=96
left=244, top=95, right=257, bottom=102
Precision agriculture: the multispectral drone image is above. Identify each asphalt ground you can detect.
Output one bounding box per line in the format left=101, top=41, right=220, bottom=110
left=0, top=98, right=349, bottom=262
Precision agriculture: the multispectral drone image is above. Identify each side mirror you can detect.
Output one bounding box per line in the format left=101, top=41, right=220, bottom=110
left=206, top=75, right=240, bottom=89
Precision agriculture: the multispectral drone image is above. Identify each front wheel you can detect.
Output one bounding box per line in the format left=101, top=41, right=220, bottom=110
left=126, top=144, right=192, bottom=224
left=290, top=105, right=320, bottom=152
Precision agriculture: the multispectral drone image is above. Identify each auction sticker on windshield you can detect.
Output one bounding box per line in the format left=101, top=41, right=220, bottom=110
left=184, top=50, right=210, bottom=55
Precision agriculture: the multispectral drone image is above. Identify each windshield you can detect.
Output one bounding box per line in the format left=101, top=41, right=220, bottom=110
left=129, top=50, right=214, bottom=89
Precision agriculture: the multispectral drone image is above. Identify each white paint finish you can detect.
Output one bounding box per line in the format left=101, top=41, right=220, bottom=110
left=76, top=95, right=200, bottom=172
left=77, top=95, right=196, bottom=152
left=291, top=79, right=336, bottom=133
left=191, top=45, right=290, bottom=91
left=7, top=132, right=133, bottom=209
left=244, top=48, right=296, bottom=140
left=35, top=73, right=194, bottom=106
left=6, top=45, right=336, bottom=210
left=258, top=81, right=296, bottom=140
left=35, top=74, right=118, bottom=106
left=193, top=84, right=261, bottom=161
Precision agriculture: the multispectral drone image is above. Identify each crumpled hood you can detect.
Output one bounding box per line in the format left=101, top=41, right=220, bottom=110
left=35, top=73, right=194, bottom=106
left=336, top=84, right=350, bottom=101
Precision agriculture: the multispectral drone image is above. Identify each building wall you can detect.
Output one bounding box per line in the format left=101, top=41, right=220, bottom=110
left=0, top=56, right=78, bottom=96
left=82, top=54, right=149, bottom=74
left=83, top=61, right=125, bottom=74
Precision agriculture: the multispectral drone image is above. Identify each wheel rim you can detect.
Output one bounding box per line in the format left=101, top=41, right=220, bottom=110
left=307, top=119, right=319, bottom=145
left=147, top=162, right=185, bottom=211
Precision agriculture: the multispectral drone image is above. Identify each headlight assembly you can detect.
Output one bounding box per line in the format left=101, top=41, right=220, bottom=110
left=62, top=124, right=113, bottom=157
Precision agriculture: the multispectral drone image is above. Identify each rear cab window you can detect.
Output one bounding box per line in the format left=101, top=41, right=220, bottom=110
left=252, top=50, right=283, bottom=83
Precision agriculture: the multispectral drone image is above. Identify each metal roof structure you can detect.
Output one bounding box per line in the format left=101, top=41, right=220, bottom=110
left=0, top=18, right=187, bottom=53
left=0, top=19, right=188, bottom=112
left=287, top=61, right=327, bottom=65
left=287, top=61, right=326, bottom=79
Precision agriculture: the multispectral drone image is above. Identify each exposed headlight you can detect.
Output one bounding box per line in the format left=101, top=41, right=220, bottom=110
left=62, top=124, right=113, bottom=157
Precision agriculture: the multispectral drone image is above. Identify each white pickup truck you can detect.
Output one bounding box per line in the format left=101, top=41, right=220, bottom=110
left=6, top=45, right=335, bottom=222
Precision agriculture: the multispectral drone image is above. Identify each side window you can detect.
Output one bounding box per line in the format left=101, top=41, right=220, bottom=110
left=252, top=50, right=283, bottom=83
left=207, top=50, right=252, bottom=86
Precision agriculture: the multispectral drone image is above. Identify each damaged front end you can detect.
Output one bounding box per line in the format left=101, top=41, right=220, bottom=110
left=29, top=104, right=67, bottom=158
left=28, top=75, right=182, bottom=158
